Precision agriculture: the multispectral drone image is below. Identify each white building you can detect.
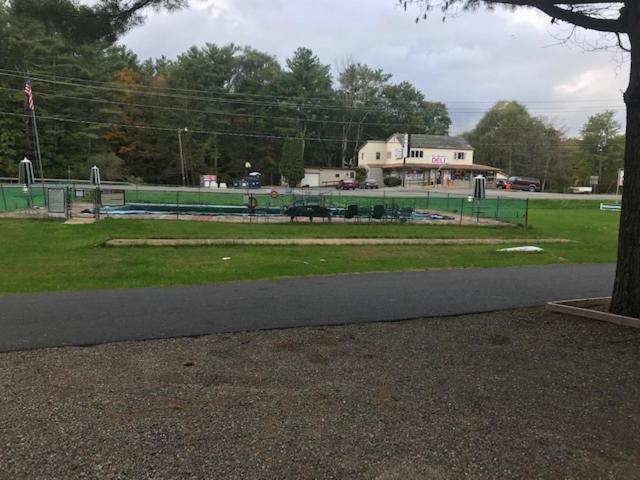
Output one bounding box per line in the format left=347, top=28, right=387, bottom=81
left=282, top=167, right=356, bottom=187
left=358, top=134, right=503, bottom=188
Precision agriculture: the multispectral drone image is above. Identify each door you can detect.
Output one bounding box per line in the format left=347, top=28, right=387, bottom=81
left=301, top=173, right=320, bottom=187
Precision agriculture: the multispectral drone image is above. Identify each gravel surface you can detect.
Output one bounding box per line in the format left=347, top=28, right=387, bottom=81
left=1, top=308, right=639, bottom=479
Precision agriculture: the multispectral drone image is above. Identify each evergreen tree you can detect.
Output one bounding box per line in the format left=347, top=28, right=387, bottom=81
left=279, top=138, right=304, bottom=187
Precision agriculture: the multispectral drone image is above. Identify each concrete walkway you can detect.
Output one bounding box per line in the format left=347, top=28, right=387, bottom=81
left=105, top=237, right=572, bottom=247
left=0, top=263, right=615, bottom=352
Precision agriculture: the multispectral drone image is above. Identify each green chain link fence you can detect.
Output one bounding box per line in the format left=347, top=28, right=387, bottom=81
left=112, top=188, right=529, bottom=226
left=0, top=184, right=529, bottom=226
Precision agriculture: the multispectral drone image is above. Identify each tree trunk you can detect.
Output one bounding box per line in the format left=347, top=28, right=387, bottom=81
left=611, top=4, right=640, bottom=317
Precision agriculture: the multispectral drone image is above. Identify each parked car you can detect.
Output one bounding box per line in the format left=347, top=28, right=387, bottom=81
left=495, top=179, right=507, bottom=189
left=506, top=176, right=541, bottom=192
left=336, top=179, right=358, bottom=190
left=359, top=179, right=379, bottom=189
left=232, top=176, right=261, bottom=189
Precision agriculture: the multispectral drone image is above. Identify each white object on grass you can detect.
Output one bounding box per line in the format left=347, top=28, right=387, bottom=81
left=600, top=203, right=621, bottom=212
left=497, top=246, right=544, bottom=253
left=222, top=257, right=231, bottom=261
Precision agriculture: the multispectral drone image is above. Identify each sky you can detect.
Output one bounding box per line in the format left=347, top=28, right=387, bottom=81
left=111, top=0, right=629, bottom=136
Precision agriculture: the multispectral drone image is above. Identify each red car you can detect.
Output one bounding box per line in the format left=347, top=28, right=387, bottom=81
left=336, top=179, right=358, bottom=190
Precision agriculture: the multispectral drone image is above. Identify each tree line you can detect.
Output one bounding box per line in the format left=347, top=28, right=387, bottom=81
left=0, top=0, right=451, bottom=186
left=465, top=102, right=624, bottom=193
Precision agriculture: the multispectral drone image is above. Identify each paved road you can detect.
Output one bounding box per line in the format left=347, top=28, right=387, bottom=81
left=0, top=264, right=615, bottom=353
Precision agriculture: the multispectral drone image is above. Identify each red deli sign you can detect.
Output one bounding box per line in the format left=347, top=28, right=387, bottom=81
left=431, top=155, right=447, bottom=165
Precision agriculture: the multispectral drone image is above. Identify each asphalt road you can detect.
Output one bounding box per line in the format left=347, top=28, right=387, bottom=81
left=0, top=263, right=615, bottom=353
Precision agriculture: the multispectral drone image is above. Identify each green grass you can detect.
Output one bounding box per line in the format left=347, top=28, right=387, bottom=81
left=0, top=200, right=619, bottom=293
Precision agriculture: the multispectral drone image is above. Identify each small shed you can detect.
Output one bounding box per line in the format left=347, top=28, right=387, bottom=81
left=293, top=168, right=356, bottom=187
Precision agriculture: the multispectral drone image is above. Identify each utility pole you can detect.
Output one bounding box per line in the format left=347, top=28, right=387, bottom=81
left=178, top=127, right=187, bottom=186
left=597, top=131, right=607, bottom=194
left=24, top=78, right=45, bottom=193
left=402, top=132, right=410, bottom=188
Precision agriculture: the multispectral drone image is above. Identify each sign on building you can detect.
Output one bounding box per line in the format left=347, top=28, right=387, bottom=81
left=202, top=174, right=218, bottom=188
left=590, top=176, right=599, bottom=186
left=101, top=190, right=125, bottom=206
left=431, top=154, right=447, bottom=165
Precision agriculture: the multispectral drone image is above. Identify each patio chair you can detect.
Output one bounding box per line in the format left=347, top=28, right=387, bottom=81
left=399, top=207, right=413, bottom=223
left=372, top=204, right=386, bottom=220
left=345, top=204, right=358, bottom=220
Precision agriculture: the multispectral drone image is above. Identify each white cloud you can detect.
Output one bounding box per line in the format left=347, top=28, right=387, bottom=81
left=556, top=69, right=616, bottom=96
left=108, top=0, right=629, bottom=135
left=494, top=5, right=550, bottom=30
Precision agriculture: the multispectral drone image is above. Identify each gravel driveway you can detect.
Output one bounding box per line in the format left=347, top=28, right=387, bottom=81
left=1, top=308, right=639, bottom=479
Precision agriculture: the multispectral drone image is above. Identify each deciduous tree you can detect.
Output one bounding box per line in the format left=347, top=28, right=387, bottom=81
left=404, top=0, right=640, bottom=317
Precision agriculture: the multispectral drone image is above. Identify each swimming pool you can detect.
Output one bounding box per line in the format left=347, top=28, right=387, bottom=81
left=87, top=202, right=455, bottom=221
left=92, top=203, right=284, bottom=216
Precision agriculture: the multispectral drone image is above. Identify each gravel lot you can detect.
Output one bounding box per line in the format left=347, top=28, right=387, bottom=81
left=1, top=308, right=639, bottom=479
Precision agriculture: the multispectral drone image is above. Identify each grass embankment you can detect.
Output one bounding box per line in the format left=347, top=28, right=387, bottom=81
left=0, top=200, right=619, bottom=293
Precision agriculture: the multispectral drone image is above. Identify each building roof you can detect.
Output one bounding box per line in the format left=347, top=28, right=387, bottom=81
left=390, top=134, right=473, bottom=151
left=304, top=167, right=355, bottom=171
left=367, top=163, right=501, bottom=172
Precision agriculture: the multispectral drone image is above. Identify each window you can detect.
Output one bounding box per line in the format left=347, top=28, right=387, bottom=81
left=410, top=150, right=424, bottom=158
left=350, top=172, right=355, bottom=178
left=455, top=152, right=465, bottom=160
left=335, top=173, right=340, bottom=178
left=387, top=152, right=391, bottom=160
left=376, top=152, right=381, bottom=160
left=361, top=152, right=364, bottom=160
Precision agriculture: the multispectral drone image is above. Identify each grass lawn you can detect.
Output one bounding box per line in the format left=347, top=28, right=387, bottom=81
left=0, top=200, right=619, bottom=293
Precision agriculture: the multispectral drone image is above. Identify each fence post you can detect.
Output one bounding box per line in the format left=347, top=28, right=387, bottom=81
left=524, top=198, right=529, bottom=229
left=447, top=193, right=450, bottom=209
left=0, top=184, right=6, bottom=211
left=496, top=196, right=500, bottom=220
left=459, top=198, right=463, bottom=225
left=176, top=190, right=180, bottom=219
left=426, top=190, right=430, bottom=209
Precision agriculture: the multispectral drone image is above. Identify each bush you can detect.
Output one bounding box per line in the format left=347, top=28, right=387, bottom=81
left=383, top=176, right=401, bottom=187
left=355, top=167, right=367, bottom=182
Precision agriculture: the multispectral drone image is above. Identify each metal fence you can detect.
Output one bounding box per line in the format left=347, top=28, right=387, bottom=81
left=111, top=187, right=528, bottom=226
left=0, top=185, right=48, bottom=211
left=0, top=184, right=529, bottom=226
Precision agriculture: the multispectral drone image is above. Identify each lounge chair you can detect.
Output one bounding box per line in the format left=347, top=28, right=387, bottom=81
left=372, top=204, right=386, bottom=220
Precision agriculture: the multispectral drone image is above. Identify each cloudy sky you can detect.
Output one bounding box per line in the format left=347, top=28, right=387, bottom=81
left=114, top=0, right=628, bottom=136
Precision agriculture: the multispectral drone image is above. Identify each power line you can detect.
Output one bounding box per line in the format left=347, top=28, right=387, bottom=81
left=0, top=110, right=619, bottom=149
left=0, top=79, right=624, bottom=124
left=0, top=71, right=400, bottom=113
left=0, top=66, right=625, bottom=106
left=0, top=84, right=441, bottom=129
left=0, top=110, right=364, bottom=144
left=0, top=69, right=626, bottom=115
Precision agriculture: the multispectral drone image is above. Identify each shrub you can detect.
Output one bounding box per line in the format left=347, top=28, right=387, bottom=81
left=383, top=176, right=401, bottom=187
left=355, top=167, right=367, bottom=182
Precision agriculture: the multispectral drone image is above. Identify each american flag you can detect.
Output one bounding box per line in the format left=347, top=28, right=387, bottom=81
left=24, top=81, right=35, bottom=111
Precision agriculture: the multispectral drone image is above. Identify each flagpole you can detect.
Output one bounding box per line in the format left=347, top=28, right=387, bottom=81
left=31, top=109, right=44, bottom=186
left=25, top=76, right=46, bottom=203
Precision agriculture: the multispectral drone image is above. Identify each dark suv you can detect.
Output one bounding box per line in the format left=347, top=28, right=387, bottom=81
left=506, top=176, right=541, bottom=192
